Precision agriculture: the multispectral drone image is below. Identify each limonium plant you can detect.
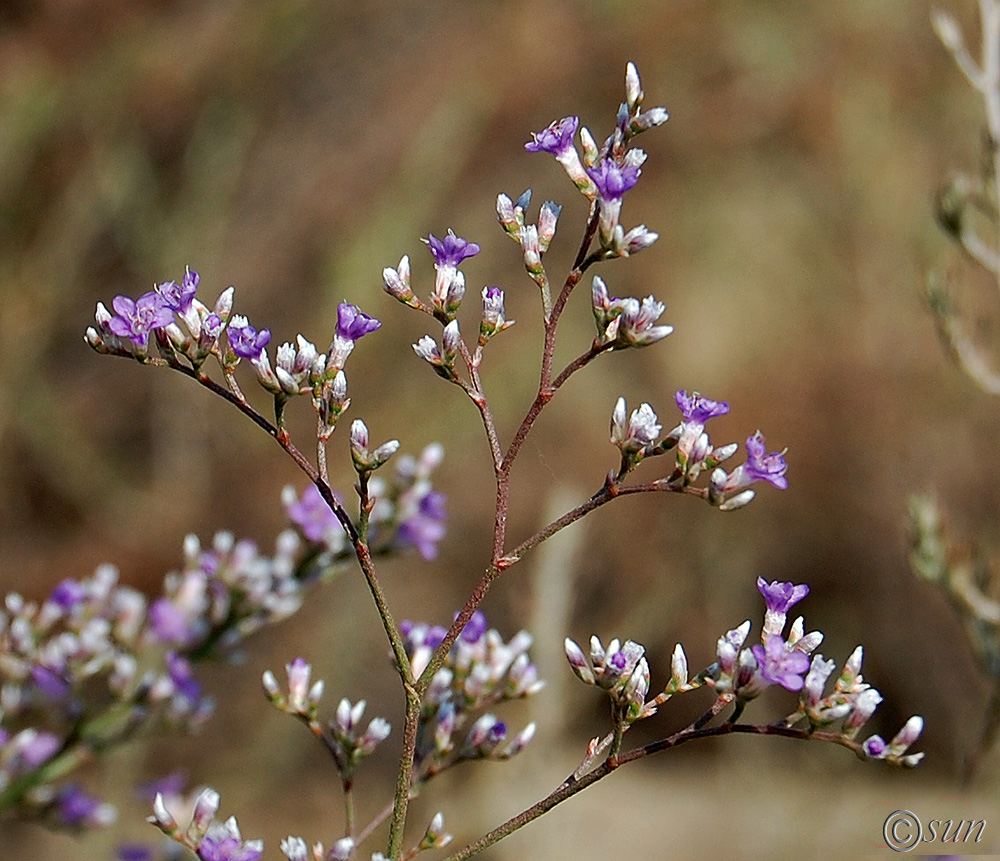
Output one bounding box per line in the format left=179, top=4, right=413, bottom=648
left=0, top=63, right=923, bottom=860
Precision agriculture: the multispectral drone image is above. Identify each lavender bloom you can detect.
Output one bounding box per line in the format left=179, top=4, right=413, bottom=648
left=587, top=160, right=641, bottom=202
left=757, top=578, right=809, bottom=617
left=675, top=390, right=731, bottom=426
left=672, top=390, right=730, bottom=472
left=197, top=820, right=263, bottom=861
left=459, top=609, right=488, bottom=643
left=107, top=292, right=174, bottom=347
left=165, top=652, right=201, bottom=704
left=148, top=597, right=198, bottom=646
left=157, top=269, right=199, bottom=313
left=426, top=231, right=478, bottom=319
left=427, top=231, right=480, bottom=268
left=284, top=484, right=341, bottom=545
left=336, top=302, right=381, bottom=341
left=226, top=316, right=270, bottom=361
left=750, top=634, right=810, bottom=691
left=743, top=432, right=789, bottom=490
left=712, top=433, right=789, bottom=501
left=12, top=729, right=61, bottom=769
left=588, top=160, right=641, bottom=242
left=31, top=664, right=71, bottom=700
left=56, top=783, right=115, bottom=828
left=399, top=491, right=447, bottom=560
left=758, top=578, right=810, bottom=641
left=525, top=116, right=595, bottom=197
left=524, top=116, right=579, bottom=156
left=49, top=578, right=87, bottom=610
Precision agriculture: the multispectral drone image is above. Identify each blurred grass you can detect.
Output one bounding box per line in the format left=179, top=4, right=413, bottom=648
left=3, top=0, right=1000, bottom=856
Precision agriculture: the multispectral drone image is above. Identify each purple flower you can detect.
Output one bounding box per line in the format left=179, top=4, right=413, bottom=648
left=285, top=484, right=339, bottom=543
left=863, top=735, right=888, bottom=758
left=31, top=664, right=71, bottom=700
left=399, top=491, right=447, bottom=560
left=757, top=578, right=809, bottom=615
left=48, top=578, right=87, bottom=610
left=675, top=390, right=730, bottom=425
left=751, top=634, right=810, bottom=691
left=157, top=269, right=199, bottom=312
left=165, top=652, right=201, bottom=703
left=744, top=432, right=788, bottom=490
left=336, top=302, right=381, bottom=341
left=198, top=830, right=263, bottom=861
left=18, top=730, right=61, bottom=768
left=459, top=609, right=488, bottom=644
left=400, top=620, right=448, bottom=651
left=758, top=578, right=809, bottom=638
left=586, top=160, right=641, bottom=202
left=427, top=231, right=480, bottom=269
left=107, top=292, right=174, bottom=346
left=148, top=597, right=197, bottom=646
left=524, top=116, right=580, bottom=156
left=56, top=783, right=109, bottom=827
left=227, top=317, right=270, bottom=360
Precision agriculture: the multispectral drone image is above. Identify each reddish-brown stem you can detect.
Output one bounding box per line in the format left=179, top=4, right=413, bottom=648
left=443, top=721, right=864, bottom=860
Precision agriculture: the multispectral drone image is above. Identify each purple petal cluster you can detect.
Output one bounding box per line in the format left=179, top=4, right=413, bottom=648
left=744, top=432, right=789, bottom=490
left=285, top=484, right=341, bottom=544
left=427, top=231, right=480, bottom=269
left=335, top=302, right=381, bottom=342
left=524, top=116, right=579, bottom=156
left=586, top=160, right=641, bottom=202
left=750, top=635, right=810, bottom=691
left=675, top=390, right=730, bottom=425
left=227, top=318, right=271, bottom=360
left=157, top=269, right=199, bottom=313
left=398, top=491, right=447, bottom=561
left=757, top=578, right=809, bottom=615
left=399, top=610, right=540, bottom=768
left=107, top=292, right=174, bottom=346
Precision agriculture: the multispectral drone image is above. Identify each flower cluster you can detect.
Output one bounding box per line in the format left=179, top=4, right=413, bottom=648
left=148, top=788, right=263, bottom=861
left=524, top=61, right=666, bottom=256
left=62, top=59, right=928, bottom=861
left=282, top=442, right=448, bottom=562
left=709, top=578, right=923, bottom=765
left=0, top=565, right=212, bottom=829
left=147, top=530, right=304, bottom=654
left=87, top=271, right=380, bottom=441
left=565, top=577, right=923, bottom=768
left=592, top=275, right=673, bottom=350
left=400, top=611, right=542, bottom=774
left=607, top=390, right=787, bottom=510
left=564, top=636, right=650, bottom=723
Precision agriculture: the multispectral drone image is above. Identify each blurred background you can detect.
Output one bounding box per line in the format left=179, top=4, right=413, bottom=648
left=3, top=0, right=1000, bottom=857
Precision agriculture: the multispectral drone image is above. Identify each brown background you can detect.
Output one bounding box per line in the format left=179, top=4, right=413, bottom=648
left=2, top=0, right=999, bottom=857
